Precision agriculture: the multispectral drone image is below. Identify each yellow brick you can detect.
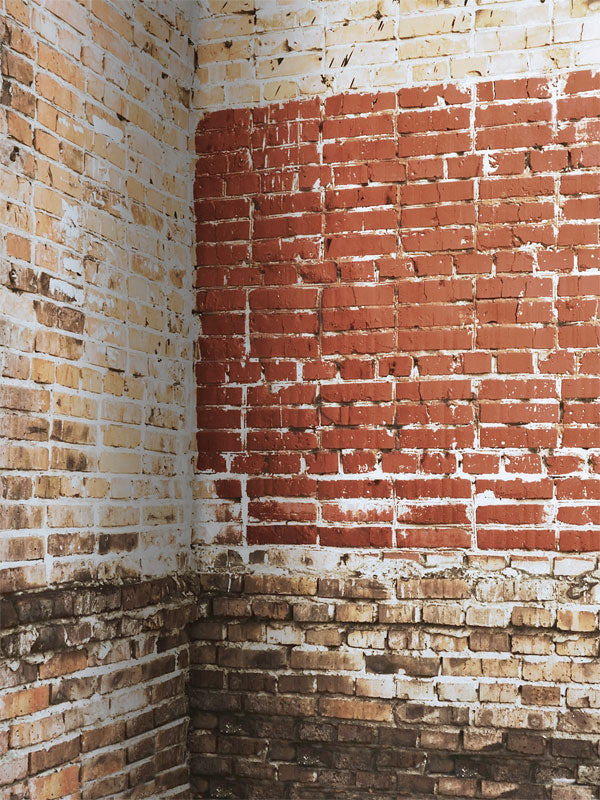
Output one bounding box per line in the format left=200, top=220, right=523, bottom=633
left=99, top=452, right=141, bottom=474
left=557, top=609, right=597, bottom=632
left=412, top=61, right=450, bottom=81
left=326, top=19, right=395, bottom=46
left=103, top=425, right=141, bottom=449
left=398, top=33, right=470, bottom=59
left=399, top=9, right=471, bottom=38
left=262, top=81, right=297, bottom=102
left=257, top=52, right=322, bottom=79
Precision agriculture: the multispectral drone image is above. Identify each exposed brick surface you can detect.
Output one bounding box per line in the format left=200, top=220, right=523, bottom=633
left=194, top=1, right=600, bottom=110
left=0, top=577, right=194, bottom=799
left=5, top=0, right=600, bottom=795
left=195, top=71, right=600, bottom=555
left=0, top=0, right=195, bottom=589
left=190, top=560, right=600, bottom=798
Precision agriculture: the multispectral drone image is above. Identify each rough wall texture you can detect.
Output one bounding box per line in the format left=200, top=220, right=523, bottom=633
left=193, top=2, right=600, bottom=796
left=1, top=577, right=195, bottom=800
left=0, top=1, right=196, bottom=798
left=0, top=0, right=195, bottom=591
left=5, top=0, right=600, bottom=797
left=190, top=559, right=600, bottom=799
left=195, top=0, right=600, bottom=110
left=195, top=71, right=600, bottom=554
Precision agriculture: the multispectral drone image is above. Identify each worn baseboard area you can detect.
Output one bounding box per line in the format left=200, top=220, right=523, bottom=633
left=0, top=577, right=195, bottom=800
left=190, top=556, right=600, bottom=799
left=2, top=559, right=600, bottom=798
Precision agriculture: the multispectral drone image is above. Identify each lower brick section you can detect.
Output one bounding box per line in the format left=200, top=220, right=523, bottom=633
left=7, top=564, right=600, bottom=798
left=190, top=558, right=600, bottom=799
left=0, top=577, right=195, bottom=800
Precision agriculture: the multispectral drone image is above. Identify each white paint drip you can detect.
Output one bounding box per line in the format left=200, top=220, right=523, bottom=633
left=49, top=278, right=84, bottom=305
left=59, top=202, right=81, bottom=247
left=92, top=114, right=124, bottom=142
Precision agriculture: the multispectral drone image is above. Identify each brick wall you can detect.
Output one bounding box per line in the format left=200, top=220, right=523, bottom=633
left=190, top=560, right=600, bottom=799
left=0, top=0, right=195, bottom=591
left=195, top=71, right=600, bottom=555
left=193, top=12, right=600, bottom=796
left=0, top=1, right=196, bottom=797
left=4, top=0, right=600, bottom=797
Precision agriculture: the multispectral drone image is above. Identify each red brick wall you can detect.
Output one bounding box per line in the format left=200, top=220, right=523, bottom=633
left=195, top=70, right=600, bottom=555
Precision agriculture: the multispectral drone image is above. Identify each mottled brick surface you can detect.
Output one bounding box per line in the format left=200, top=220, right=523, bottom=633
left=0, top=0, right=196, bottom=589
left=190, top=560, right=600, bottom=799
left=0, top=576, right=195, bottom=800
left=195, top=73, right=600, bottom=554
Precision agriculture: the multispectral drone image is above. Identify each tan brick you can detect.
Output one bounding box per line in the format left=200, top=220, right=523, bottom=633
left=245, top=575, right=317, bottom=596
left=479, top=682, right=519, bottom=703
left=556, top=637, right=598, bottom=657
left=356, top=676, right=395, bottom=698
left=0, top=385, right=49, bottom=412
left=442, top=657, right=482, bottom=677
left=335, top=602, right=375, bottom=623
left=320, top=697, right=392, bottom=722
left=523, top=660, right=571, bottom=683
left=475, top=706, right=557, bottom=730
left=0, top=444, right=48, bottom=470
left=512, top=606, right=555, bottom=628
left=480, top=782, right=521, bottom=799
left=290, top=649, right=363, bottom=671
left=398, top=578, right=470, bottom=600
left=347, top=630, right=386, bottom=649
left=437, top=679, right=478, bottom=703
left=0, top=535, right=43, bottom=561
left=378, top=603, right=419, bottom=623
left=552, top=786, right=595, bottom=800
left=423, top=603, right=463, bottom=626
left=566, top=687, right=600, bottom=708
left=512, top=634, right=553, bottom=655
left=557, top=609, right=597, bottom=632
left=463, top=730, right=503, bottom=751
left=439, top=777, right=477, bottom=797
left=466, top=605, right=510, bottom=628
left=571, top=662, right=600, bottom=683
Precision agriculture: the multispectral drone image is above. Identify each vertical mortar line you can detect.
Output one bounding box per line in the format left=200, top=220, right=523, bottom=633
left=470, top=79, right=479, bottom=553
left=392, top=86, right=399, bottom=548
left=30, top=8, right=48, bottom=583
left=31, top=6, right=51, bottom=585
left=240, top=105, right=255, bottom=550
left=550, top=70, right=562, bottom=553
left=186, top=27, right=198, bottom=576
left=316, top=93, right=325, bottom=542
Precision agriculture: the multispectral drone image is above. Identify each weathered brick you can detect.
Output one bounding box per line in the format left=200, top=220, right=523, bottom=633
left=320, top=697, right=392, bottom=722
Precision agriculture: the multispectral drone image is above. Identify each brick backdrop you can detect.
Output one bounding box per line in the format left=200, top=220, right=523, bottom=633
left=0, top=2, right=195, bottom=797
left=0, top=0, right=195, bottom=592
left=195, top=71, right=600, bottom=556
left=5, top=0, right=600, bottom=796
